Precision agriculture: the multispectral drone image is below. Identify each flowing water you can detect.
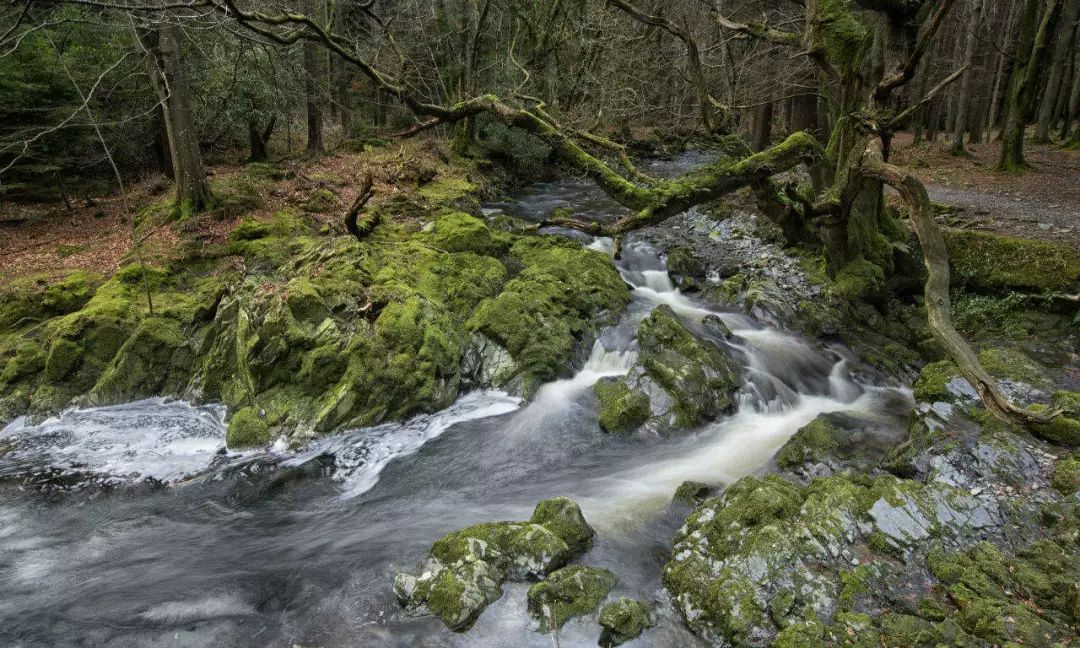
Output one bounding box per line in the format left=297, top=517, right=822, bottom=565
left=0, top=155, right=913, bottom=648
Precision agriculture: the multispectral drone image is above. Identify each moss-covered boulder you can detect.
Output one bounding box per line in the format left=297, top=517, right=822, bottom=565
left=598, top=597, right=656, bottom=647
left=637, top=305, right=740, bottom=427
left=673, top=480, right=713, bottom=506
left=427, top=211, right=503, bottom=257
left=527, top=565, right=616, bottom=633
left=667, top=246, right=706, bottom=290
left=775, top=411, right=904, bottom=471
left=593, top=377, right=650, bottom=434
left=226, top=406, right=271, bottom=448
left=662, top=470, right=1066, bottom=647
left=88, top=317, right=193, bottom=405
left=394, top=497, right=595, bottom=631
left=943, top=228, right=1080, bottom=293
left=467, top=236, right=631, bottom=394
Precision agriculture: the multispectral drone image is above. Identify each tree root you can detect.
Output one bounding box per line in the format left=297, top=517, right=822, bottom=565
left=859, top=137, right=1056, bottom=428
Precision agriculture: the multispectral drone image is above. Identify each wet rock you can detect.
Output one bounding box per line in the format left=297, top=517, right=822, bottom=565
left=775, top=411, right=906, bottom=473
left=527, top=565, right=616, bottom=633
left=598, top=597, right=656, bottom=647
left=662, top=467, right=1075, bottom=647
left=225, top=407, right=270, bottom=448
left=636, top=305, right=740, bottom=428
left=593, top=377, right=650, bottom=435
left=672, top=480, right=713, bottom=506
left=666, top=246, right=706, bottom=290
left=700, top=314, right=731, bottom=340
left=394, top=497, right=596, bottom=631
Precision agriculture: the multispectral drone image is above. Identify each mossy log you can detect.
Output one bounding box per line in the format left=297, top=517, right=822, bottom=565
left=344, top=172, right=377, bottom=239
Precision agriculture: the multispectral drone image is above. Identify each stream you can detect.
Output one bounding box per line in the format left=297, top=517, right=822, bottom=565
left=0, top=154, right=913, bottom=648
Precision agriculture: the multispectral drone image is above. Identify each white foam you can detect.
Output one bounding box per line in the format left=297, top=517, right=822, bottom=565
left=296, top=390, right=521, bottom=499
left=138, top=594, right=255, bottom=623
left=0, top=399, right=228, bottom=485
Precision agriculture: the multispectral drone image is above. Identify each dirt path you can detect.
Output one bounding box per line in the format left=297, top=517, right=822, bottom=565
left=892, top=132, right=1080, bottom=248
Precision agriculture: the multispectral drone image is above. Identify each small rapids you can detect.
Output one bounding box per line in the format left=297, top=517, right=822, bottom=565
left=0, top=154, right=912, bottom=648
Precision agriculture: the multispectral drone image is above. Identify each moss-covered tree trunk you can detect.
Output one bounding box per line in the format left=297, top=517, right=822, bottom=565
left=998, top=0, right=1059, bottom=171
left=140, top=21, right=212, bottom=216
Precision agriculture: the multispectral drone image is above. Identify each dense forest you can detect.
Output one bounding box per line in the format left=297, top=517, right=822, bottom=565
left=1, top=0, right=1080, bottom=647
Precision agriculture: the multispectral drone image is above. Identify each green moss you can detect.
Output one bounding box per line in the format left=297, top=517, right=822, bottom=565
left=89, top=316, right=191, bottom=405
left=44, top=339, right=83, bottom=381
left=598, top=597, right=655, bottom=647
left=813, top=0, right=869, bottom=71
left=913, top=360, right=960, bottom=402
left=976, top=347, right=1047, bottom=387
left=774, top=620, right=826, bottom=648
left=952, top=292, right=1028, bottom=341
left=226, top=406, right=271, bottom=448
left=944, top=228, right=1080, bottom=292
left=527, top=565, right=617, bottom=633
left=302, top=188, right=337, bottom=213
left=830, top=258, right=885, bottom=301
left=427, top=211, right=503, bottom=256
left=775, top=415, right=841, bottom=468
left=667, top=246, right=706, bottom=280
left=1027, top=404, right=1080, bottom=445
left=467, top=236, right=629, bottom=391
left=0, top=270, right=102, bottom=329
left=0, top=341, right=45, bottom=386
left=593, top=377, right=650, bottom=434
left=637, top=304, right=740, bottom=427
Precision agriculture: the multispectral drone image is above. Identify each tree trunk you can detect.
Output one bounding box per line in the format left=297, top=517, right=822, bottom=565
left=1064, top=49, right=1080, bottom=139
left=1035, top=0, right=1080, bottom=141
left=304, top=0, right=327, bottom=156
left=140, top=22, right=212, bottom=215
left=333, top=2, right=352, bottom=137
left=988, top=0, right=1021, bottom=141
left=999, top=0, right=1059, bottom=171
left=751, top=101, right=774, bottom=151
left=952, top=0, right=984, bottom=155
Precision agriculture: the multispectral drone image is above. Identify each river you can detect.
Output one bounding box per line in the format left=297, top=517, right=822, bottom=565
left=0, top=154, right=912, bottom=647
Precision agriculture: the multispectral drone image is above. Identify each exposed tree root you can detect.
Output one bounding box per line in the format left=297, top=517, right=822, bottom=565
left=860, top=137, right=1055, bottom=427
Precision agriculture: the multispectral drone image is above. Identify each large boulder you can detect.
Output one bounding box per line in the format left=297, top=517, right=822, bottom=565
left=526, top=565, right=616, bottom=633
left=636, top=305, right=741, bottom=428
left=394, top=497, right=595, bottom=631
left=775, top=411, right=907, bottom=473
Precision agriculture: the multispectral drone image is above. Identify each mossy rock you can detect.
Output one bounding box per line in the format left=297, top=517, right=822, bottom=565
left=912, top=360, right=962, bottom=403
left=667, top=246, right=706, bottom=283
left=0, top=271, right=101, bottom=330
left=943, top=228, right=1080, bottom=292
left=88, top=317, right=192, bottom=405
left=1051, top=455, right=1080, bottom=495
left=598, top=597, right=656, bottom=647
left=394, top=497, right=596, bottom=632
left=226, top=406, right=271, bottom=448
left=43, top=339, right=83, bottom=382
left=593, top=377, right=650, bottom=434
left=1027, top=404, right=1080, bottom=446
left=527, top=565, right=616, bottom=633
left=673, top=480, right=713, bottom=506
left=776, top=411, right=902, bottom=469
left=637, top=305, right=740, bottom=427
left=428, top=211, right=503, bottom=257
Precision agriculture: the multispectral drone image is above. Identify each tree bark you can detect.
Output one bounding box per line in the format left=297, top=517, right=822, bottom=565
left=952, top=0, right=984, bottom=155
left=751, top=101, right=774, bottom=151
left=1035, top=0, right=1080, bottom=141
left=1064, top=49, right=1080, bottom=139
left=303, top=0, right=327, bottom=156
left=987, top=0, right=1021, bottom=141
left=998, top=0, right=1059, bottom=171
left=140, top=21, right=212, bottom=215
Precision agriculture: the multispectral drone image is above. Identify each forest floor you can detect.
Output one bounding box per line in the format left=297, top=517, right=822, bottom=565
left=2, top=132, right=1079, bottom=286
left=0, top=139, right=460, bottom=284
left=892, top=132, right=1080, bottom=248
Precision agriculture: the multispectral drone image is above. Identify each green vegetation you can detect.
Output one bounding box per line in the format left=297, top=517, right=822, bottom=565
left=593, top=377, right=650, bottom=434
left=598, top=597, right=655, bottom=647
left=943, top=228, right=1080, bottom=292
left=527, top=565, right=617, bottom=632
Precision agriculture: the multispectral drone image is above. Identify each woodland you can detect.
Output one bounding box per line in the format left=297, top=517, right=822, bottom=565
left=1, top=0, right=1080, bottom=646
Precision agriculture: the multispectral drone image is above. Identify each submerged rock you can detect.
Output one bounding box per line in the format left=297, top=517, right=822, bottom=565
left=526, top=565, right=616, bottom=633
left=636, top=305, right=740, bottom=428
left=394, top=497, right=595, bottom=631
left=598, top=597, right=656, bottom=647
